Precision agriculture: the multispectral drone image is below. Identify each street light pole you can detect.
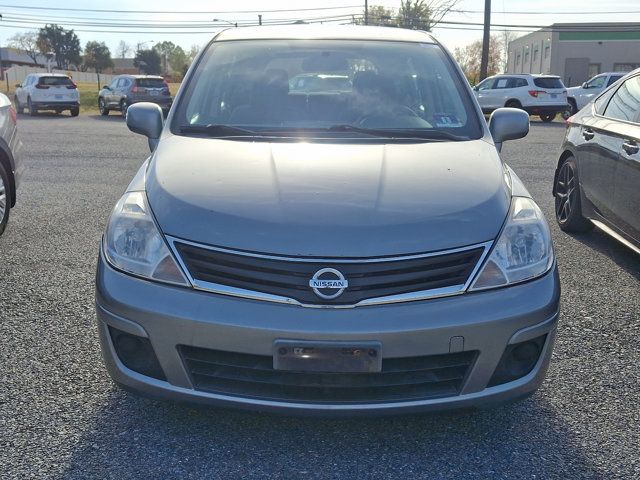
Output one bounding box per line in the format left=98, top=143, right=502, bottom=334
left=213, top=18, right=238, bottom=28
left=479, top=0, right=491, bottom=81
left=258, top=15, right=262, bottom=26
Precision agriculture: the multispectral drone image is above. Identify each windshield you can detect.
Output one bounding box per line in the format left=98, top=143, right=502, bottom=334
left=173, top=39, right=482, bottom=140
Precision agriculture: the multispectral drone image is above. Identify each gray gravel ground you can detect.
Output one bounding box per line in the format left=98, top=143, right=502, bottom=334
left=0, top=114, right=638, bottom=479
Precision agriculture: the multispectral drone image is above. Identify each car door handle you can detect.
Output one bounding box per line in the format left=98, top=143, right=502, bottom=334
left=622, top=140, right=639, bottom=155
left=582, top=128, right=595, bottom=140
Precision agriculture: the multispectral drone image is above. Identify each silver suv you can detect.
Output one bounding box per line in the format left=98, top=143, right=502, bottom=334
left=98, top=75, right=172, bottom=117
left=96, top=26, right=559, bottom=415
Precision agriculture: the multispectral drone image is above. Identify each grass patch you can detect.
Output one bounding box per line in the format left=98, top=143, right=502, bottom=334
left=1, top=81, right=181, bottom=116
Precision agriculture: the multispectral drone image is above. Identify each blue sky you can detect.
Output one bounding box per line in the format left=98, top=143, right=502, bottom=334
left=1, top=0, right=639, bottom=55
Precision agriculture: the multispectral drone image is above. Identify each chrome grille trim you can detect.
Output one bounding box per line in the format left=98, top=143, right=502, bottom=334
left=167, top=236, right=492, bottom=309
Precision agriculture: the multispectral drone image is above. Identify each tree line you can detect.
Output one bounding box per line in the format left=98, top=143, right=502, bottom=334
left=8, top=25, right=198, bottom=78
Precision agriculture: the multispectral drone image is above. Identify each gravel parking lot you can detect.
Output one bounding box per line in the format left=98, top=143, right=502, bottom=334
left=1, top=114, right=638, bottom=479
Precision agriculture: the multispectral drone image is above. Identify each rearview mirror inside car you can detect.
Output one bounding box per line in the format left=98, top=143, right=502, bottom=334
left=126, top=103, right=164, bottom=152
left=488, top=108, right=529, bottom=152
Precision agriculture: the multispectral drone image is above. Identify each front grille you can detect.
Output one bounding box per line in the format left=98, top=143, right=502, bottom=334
left=179, top=346, right=477, bottom=404
left=173, top=241, right=485, bottom=306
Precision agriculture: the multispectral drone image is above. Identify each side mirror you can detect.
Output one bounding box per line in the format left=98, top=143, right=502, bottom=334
left=126, top=103, right=164, bottom=152
left=102, top=85, right=110, bottom=90
left=488, top=108, right=529, bottom=152
left=581, top=82, right=588, bottom=89
left=473, top=85, right=479, bottom=91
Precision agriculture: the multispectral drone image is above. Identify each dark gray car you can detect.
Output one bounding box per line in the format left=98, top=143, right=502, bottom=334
left=553, top=68, right=640, bottom=254
left=0, top=92, right=23, bottom=236
left=96, top=26, right=559, bottom=415
left=98, top=75, right=172, bottom=117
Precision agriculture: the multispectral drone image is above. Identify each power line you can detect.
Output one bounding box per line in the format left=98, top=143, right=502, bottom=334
left=453, top=8, right=640, bottom=15
left=0, top=4, right=362, bottom=15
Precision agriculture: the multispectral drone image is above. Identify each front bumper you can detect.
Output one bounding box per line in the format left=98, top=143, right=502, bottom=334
left=95, top=251, right=560, bottom=415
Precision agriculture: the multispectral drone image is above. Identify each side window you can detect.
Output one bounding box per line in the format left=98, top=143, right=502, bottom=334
left=606, top=75, right=623, bottom=87
left=603, top=75, right=640, bottom=123
left=109, top=78, right=119, bottom=89
left=116, top=78, right=126, bottom=88
left=477, top=78, right=495, bottom=91
left=517, top=78, right=528, bottom=87
left=586, top=75, right=606, bottom=89
left=495, top=78, right=510, bottom=89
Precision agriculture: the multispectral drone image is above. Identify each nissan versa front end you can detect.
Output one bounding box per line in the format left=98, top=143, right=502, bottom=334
left=95, top=26, right=560, bottom=415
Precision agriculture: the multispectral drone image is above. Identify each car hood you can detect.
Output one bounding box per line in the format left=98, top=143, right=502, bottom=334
left=146, top=135, right=511, bottom=257
left=566, top=86, right=583, bottom=95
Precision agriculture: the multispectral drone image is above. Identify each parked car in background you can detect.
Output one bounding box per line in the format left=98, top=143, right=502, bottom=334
left=474, top=74, right=568, bottom=122
left=0, top=93, right=23, bottom=236
left=14, top=73, right=80, bottom=117
left=98, top=75, right=172, bottom=117
left=553, top=68, right=640, bottom=254
left=96, top=25, right=560, bottom=415
left=563, top=72, right=628, bottom=119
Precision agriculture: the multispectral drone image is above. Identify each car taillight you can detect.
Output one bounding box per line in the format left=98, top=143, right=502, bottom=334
left=528, top=90, right=546, bottom=97
left=8, top=105, right=17, bottom=124
left=35, top=84, right=50, bottom=89
left=132, top=85, right=139, bottom=93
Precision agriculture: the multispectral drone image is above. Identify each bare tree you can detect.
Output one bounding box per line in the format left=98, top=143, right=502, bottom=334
left=398, top=0, right=461, bottom=30
left=116, top=40, right=131, bottom=59
left=500, top=30, right=520, bottom=72
left=454, top=35, right=502, bottom=84
left=8, top=31, right=41, bottom=66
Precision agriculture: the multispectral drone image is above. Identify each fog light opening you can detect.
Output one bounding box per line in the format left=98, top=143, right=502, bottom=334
left=488, top=334, right=547, bottom=387
left=109, top=327, right=166, bottom=381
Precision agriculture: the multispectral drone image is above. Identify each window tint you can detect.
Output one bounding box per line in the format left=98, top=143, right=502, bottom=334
left=38, top=76, right=73, bottom=86
left=606, top=75, right=624, bottom=87
left=495, top=78, right=510, bottom=89
left=137, top=78, right=166, bottom=88
left=603, top=75, right=640, bottom=123
left=533, top=77, right=563, bottom=89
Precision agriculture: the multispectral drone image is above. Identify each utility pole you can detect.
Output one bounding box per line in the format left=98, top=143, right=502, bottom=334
left=479, top=0, right=491, bottom=80
left=365, top=0, right=368, bottom=25
left=258, top=14, right=262, bottom=26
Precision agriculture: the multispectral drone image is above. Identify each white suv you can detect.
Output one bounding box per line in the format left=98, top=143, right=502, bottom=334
left=564, top=72, right=628, bottom=117
left=14, top=73, right=80, bottom=117
left=473, top=74, right=567, bottom=122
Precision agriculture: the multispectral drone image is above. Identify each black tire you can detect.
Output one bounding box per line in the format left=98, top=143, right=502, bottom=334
left=554, top=156, right=593, bottom=232
left=70, top=107, right=80, bottom=117
left=0, top=161, right=11, bottom=237
left=120, top=100, right=128, bottom=117
left=562, top=99, right=577, bottom=120
left=27, top=97, right=37, bottom=116
left=505, top=100, right=522, bottom=109
left=540, top=113, right=556, bottom=123
left=98, top=97, right=109, bottom=116
left=14, top=97, right=24, bottom=114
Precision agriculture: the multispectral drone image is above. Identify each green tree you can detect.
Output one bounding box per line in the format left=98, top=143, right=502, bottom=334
left=168, top=46, right=188, bottom=75
left=153, top=41, right=177, bottom=74
left=84, top=41, right=114, bottom=73
left=37, top=24, right=81, bottom=69
left=134, top=49, right=162, bottom=75
left=8, top=31, right=41, bottom=66
left=355, top=5, right=397, bottom=26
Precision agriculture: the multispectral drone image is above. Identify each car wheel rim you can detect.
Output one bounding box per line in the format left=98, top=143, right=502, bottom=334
left=555, top=162, right=576, bottom=223
left=121, top=103, right=127, bottom=116
left=99, top=99, right=104, bottom=113
left=0, top=174, right=6, bottom=221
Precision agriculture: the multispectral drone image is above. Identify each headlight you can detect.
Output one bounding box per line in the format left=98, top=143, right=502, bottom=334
left=470, top=197, right=553, bottom=290
left=103, top=191, right=189, bottom=286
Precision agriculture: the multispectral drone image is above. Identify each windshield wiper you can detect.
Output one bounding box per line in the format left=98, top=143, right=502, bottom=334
left=179, top=124, right=258, bottom=137
left=325, top=125, right=467, bottom=141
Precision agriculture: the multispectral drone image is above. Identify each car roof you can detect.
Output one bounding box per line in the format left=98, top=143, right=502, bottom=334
left=213, top=25, right=437, bottom=43
left=492, top=73, right=559, bottom=78
left=119, top=75, right=164, bottom=79
left=32, top=73, right=70, bottom=77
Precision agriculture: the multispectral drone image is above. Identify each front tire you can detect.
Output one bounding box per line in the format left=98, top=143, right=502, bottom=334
left=0, top=161, right=11, bottom=236
left=554, top=156, right=593, bottom=232
left=15, top=97, right=24, bottom=114
left=27, top=97, right=37, bottom=116
left=98, top=98, right=109, bottom=116
left=562, top=99, right=577, bottom=120
left=505, top=100, right=522, bottom=109
left=540, top=113, right=556, bottom=123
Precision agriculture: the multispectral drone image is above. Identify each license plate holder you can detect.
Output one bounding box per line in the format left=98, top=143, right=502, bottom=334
left=273, top=340, right=382, bottom=373
left=550, top=93, right=557, bottom=98
left=55, top=94, right=63, bottom=99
